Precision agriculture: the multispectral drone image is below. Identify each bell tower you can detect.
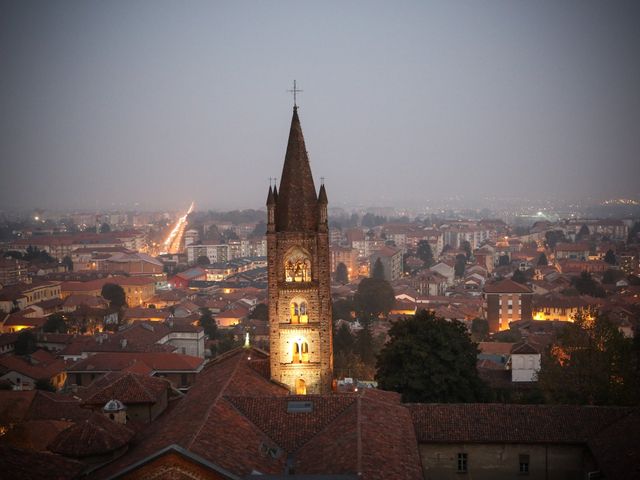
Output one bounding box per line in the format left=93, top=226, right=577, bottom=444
left=267, top=105, right=333, bottom=394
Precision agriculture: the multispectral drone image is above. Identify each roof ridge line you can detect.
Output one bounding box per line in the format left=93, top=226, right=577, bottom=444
left=222, top=396, right=285, bottom=452
left=129, top=372, right=155, bottom=401
left=185, top=353, right=244, bottom=450
left=291, top=396, right=360, bottom=455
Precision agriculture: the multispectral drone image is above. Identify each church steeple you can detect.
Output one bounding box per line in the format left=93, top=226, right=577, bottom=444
left=267, top=102, right=333, bottom=395
left=276, top=107, right=318, bottom=232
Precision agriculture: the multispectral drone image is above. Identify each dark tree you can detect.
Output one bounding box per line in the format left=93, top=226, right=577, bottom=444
left=222, top=229, right=239, bottom=242
left=334, top=351, right=368, bottom=380
left=355, top=324, right=375, bottom=367
left=538, top=310, right=639, bottom=405
left=335, top=262, right=349, bottom=284
left=101, top=283, right=127, bottom=309
left=23, top=246, right=54, bottom=263
left=43, top=313, right=67, bottom=333
left=461, top=240, right=472, bottom=260
left=603, top=249, right=616, bottom=265
left=454, top=254, right=466, bottom=278
left=100, top=222, right=111, bottom=233
left=333, top=322, right=355, bottom=355
left=471, top=318, right=489, bottom=342
left=14, top=330, right=37, bottom=355
left=35, top=379, right=56, bottom=392
left=571, top=272, right=605, bottom=297
left=199, top=307, right=218, bottom=339
left=537, top=252, right=548, bottom=266
left=216, top=332, right=242, bottom=355
left=249, top=303, right=268, bottom=321
left=61, top=255, right=73, bottom=271
left=362, top=213, right=386, bottom=228
left=545, top=230, right=566, bottom=249
left=376, top=310, right=488, bottom=402
left=372, top=258, right=385, bottom=280
left=498, top=254, right=510, bottom=267
left=354, top=278, right=395, bottom=320
left=196, top=255, right=211, bottom=266
left=249, top=221, right=266, bottom=238
left=332, top=299, right=355, bottom=322
left=416, top=240, right=434, bottom=267
left=512, top=269, right=527, bottom=285
left=602, top=269, right=625, bottom=285
left=576, top=224, right=590, bottom=241
left=628, top=221, right=640, bottom=244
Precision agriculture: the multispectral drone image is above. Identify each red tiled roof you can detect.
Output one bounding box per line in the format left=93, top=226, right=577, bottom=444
left=555, top=242, right=590, bottom=252
left=511, top=342, right=540, bottom=355
left=483, top=278, right=532, bottom=294
left=0, top=390, right=37, bottom=424
left=81, top=371, right=171, bottom=406
left=0, top=352, right=65, bottom=381
left=587, top=411, right=640, bottom=480
left=227, top=395, right=357, bottom=452
left=0, top=419, right=72, bottom=452
left=0, top=445, right=85, bottom=479
left=478, top=342, right=515, bottom=356
left=61, top=275, right=156, bottom=293
left=49, top=412, right=135, bottom=457
left=409, top=404, right=633, bottom=444
left=93, top=348, right=423, bottom=480
left=67, top=352, right=204, bottom=373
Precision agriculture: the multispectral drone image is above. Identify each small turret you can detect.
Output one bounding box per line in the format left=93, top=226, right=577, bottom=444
left=103, top=399, right=127, bottom=425
left=267, top=186, right=276, bottom=232
left=318, top=184, right=328, bottom=230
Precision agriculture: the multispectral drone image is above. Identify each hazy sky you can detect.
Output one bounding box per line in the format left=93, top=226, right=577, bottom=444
left=1, top=0, right=639, bottom=212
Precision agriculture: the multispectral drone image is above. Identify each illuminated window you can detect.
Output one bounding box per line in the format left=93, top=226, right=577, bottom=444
left=284, top=247, right=311, bottom=282
left=289, top=299, right=308, bottom=324
left=295, top=379, right=306, bottom=395
left=292, top=341, right=309, bottom=363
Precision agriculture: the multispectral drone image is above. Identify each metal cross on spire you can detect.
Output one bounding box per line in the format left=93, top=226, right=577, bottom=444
left=287, top=80, right=303, bottom=108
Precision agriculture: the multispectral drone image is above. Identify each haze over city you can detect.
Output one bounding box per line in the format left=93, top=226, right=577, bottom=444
left=2, top=0, right=640, bottom=212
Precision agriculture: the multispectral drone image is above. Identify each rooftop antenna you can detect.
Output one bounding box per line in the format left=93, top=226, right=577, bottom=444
left=287, top=80, right=303, bottom=108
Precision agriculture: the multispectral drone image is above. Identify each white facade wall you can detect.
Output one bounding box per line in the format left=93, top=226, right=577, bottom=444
left=511, top=353, right=541, bottom=382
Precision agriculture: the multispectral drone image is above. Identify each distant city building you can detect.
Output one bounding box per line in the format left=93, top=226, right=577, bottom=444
left=483, top=279, right=532, bottom=332
left=369, top=246, right=403, bottom=282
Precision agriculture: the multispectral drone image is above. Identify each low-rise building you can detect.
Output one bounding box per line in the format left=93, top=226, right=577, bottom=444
left=483, top=279, right=533, bottom=332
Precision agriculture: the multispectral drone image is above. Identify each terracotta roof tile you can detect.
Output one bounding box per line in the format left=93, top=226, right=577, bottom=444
left=409, top=404, right=633, bottom=444
left=227, top=395, right=357, bottom=453
left=49, top=412, right=134, bottom=457
left=0, top=445, right=85, bottom=480
left=483, top=278, right=532, bottom=294
left=67, top=352, right=204, bottom=373
left=81, top=371, right=171, bottom=405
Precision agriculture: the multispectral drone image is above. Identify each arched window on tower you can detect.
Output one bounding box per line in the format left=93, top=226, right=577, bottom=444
left=296, top=378, right=306, bottom=395
left=289, top=299, right=308, bottom=324
left=291, top=340, right=310, bottom=364
left=284, top=247, right=312, bottom=282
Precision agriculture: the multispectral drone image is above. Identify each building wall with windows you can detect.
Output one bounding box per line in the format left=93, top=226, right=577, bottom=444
left=418, top=443, right=595, bottom=480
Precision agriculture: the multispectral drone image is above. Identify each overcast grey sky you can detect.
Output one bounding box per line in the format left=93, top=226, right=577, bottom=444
left=1, top=0, right=639, bottom=212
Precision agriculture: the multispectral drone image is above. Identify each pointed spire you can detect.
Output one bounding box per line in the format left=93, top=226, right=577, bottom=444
left=276, top=107, right=318, bottom=231
left=318, top=183, right=328, bottom=205
left=266, top=185, right=275, bottom=206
